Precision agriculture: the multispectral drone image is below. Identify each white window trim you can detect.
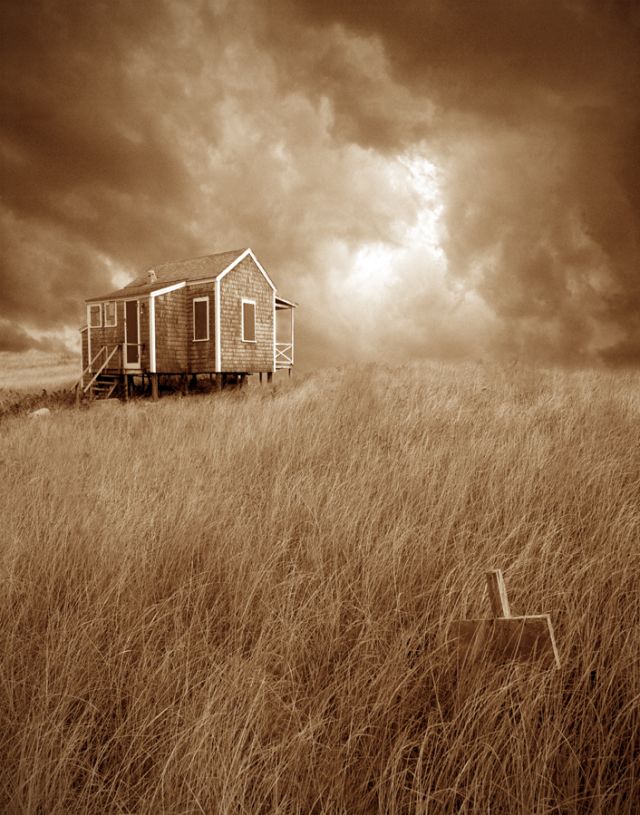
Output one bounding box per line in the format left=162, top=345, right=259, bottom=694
left=241, top=298, right=257, bottom=343
left=193, top=296, right=210, bottom=342
left=103, top=300, right=117, bottom=327
left=89, top=303, right=102, bottom=328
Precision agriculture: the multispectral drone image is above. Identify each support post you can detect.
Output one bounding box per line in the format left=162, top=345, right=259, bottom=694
left=151, top=373, right=159, bottom=401
left=259, top=372, right=263, bottom=385
left=123, top=374, right=128, bottom=402
left=486, top=570, right=511, bottom=618
left=267, top=372, right=273, bottom=384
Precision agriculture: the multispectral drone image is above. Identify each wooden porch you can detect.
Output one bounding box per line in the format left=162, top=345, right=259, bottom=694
left=275, top=295, right=295, bottom=371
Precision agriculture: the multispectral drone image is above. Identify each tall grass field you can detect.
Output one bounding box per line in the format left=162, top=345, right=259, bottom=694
left=1, top=362, right=639, bottom=813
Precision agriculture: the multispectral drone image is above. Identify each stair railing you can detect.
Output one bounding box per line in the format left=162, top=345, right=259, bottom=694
left=79, top=345, right=121, bottom=395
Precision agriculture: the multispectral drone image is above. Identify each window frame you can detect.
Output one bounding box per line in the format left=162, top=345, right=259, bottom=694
left=89, top=303, right=102, bottom=328
left=241, top=298, right=257, bottom=343
left=193, top=296, right=210, bottom=342
left=103, top=300, right=117, bottom=328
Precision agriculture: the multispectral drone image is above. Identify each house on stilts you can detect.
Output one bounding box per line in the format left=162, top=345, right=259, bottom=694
left=78, top=248, right=296, bottom=401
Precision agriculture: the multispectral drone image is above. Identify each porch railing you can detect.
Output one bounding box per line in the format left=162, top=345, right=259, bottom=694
left=275, top=342, right=293, bottom=368
left=79, top=344, right=122, bottom=394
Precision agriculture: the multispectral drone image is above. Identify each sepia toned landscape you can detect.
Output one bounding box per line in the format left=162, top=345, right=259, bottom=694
left=3, top=0, right=640, bottom=812
left=1, top=361, right=638, bottom=812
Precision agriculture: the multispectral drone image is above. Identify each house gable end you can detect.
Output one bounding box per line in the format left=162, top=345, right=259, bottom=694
left=216, top=248, right=277, bottom=292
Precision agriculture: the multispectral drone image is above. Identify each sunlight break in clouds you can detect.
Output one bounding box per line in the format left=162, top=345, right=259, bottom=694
left=2, top=0, right=639, bottom=366
left=343, top=155, right=444, bottom=294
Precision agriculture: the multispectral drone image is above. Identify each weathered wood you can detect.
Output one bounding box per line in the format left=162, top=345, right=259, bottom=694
left=155, top=287, right=189, bottom=372
left=451, top=570, right=561, bottom=669
left=451, top=615, right=561, bottom=669
left=83, top=251, right=295, bottom=389
left=219, top=256, right=273, bottom=372
left=151, top=373, right=159, bottom=401
left=486, top=569, right=511, bottom=618
left=267, top=372, right=272, bottom=383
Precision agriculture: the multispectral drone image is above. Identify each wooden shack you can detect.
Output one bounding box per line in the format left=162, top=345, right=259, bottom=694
left=78, top=248, right=296, bottom=400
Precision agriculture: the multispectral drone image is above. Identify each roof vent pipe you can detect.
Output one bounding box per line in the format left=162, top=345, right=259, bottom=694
left=148, top=269, right=157, bottom=283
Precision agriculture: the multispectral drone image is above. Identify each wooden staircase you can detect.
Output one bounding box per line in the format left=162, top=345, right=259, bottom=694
left=89, top=373, right=120, bottom=400
left=75, top=344, right=123, bottom=405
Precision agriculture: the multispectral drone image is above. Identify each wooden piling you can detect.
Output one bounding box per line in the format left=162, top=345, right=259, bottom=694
left=486, top=570, right=512, bottom=618
left=151, top=373, right=159, bottom=401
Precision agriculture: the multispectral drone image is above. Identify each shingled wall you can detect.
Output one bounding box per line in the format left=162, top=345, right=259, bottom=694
left=138, top=300, right=150, bottom=371
left=80, top=330, right=89, bottom=371
left=219, top=256, right=274, bottom=373
left=187, top=284, right=216, bottom=373
left=155, top=288, right=188, bottom=372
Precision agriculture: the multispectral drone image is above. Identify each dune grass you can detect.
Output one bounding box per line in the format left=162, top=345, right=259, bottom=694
left=0, top=350, right=79, bottom=419
left=0, top=362, right=638, bottom=813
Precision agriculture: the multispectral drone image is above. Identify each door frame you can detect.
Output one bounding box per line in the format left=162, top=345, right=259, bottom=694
left=124, top=299, right=141, bottom=369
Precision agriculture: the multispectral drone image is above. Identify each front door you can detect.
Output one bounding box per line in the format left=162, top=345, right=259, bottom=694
left=124, top=300, right=140, bottom=368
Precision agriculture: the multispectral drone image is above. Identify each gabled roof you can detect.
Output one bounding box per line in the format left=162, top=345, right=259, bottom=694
left=86, top=248, right=264, bottom=302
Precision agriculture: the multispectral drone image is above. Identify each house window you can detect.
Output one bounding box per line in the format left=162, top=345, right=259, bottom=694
left=104, top=301, right=117, bottom=327
left=89, top=304, right=102, bottom=328
left=193, top=297, right=209, bottom=341
left=242, top=299, right=256, bottom=342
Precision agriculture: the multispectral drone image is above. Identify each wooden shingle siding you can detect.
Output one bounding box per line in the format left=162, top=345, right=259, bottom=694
left=220, top=256, right=274, bottom=372
left=139, top=299, right=150, bottom=371
left=188, top=285, right=216, bottom=372
left=83, top=249, right=291, bottom=381
left=81, top=329, right=88, bottom=371
left=155, top=288, right=188, bottom=372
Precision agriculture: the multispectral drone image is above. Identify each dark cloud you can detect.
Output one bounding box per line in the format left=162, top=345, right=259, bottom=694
left=1, top=0, right=199, bottom=343
left=1, top=0, right=639, bottom=365
left=0, top=319, right=49, bottom=353
left=274, top=0, right=640, bottom=363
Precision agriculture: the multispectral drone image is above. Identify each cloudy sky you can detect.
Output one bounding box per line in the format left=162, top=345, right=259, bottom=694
left=2, top=0, right=639, bottom=367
